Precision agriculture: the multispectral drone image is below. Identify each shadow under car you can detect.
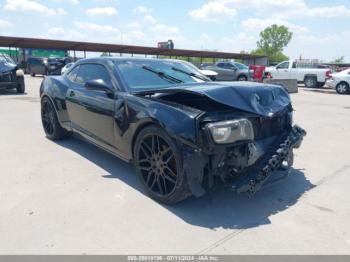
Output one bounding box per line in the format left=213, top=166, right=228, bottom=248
left=55, top=135, right=314, bottom=230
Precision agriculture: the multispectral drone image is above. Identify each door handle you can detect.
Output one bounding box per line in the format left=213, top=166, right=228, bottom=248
left=69, top=90, right=75, bottom=97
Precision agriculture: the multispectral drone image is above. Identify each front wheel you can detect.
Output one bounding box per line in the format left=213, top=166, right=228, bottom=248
left=16, top=76, right=25, bottom=94
left=41, top=97, right=69, bottom=140
left=237, top=75, right=247, bottom=81
left=133, top=125, right=191, bottom=205
left=336, top=82, right=349, bottom=94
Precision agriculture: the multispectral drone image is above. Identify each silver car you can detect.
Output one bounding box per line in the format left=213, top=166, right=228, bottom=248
left=201, top=61, right=252, bottom=81
left=326, top=68, right=350, bottom=94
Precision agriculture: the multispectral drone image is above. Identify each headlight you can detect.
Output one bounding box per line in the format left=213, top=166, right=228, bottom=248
left=207, top=119, right=254, bottom=144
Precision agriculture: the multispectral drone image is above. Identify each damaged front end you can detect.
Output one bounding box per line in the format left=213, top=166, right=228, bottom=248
left=231, top=125, right=306, bottom=196
left=137, top=82, right=306, bottom=198
left=183, top=111, right=306, bottom=198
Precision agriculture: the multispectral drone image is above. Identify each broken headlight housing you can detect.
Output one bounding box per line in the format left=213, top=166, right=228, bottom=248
left=207, top=119, right=254, bottom=144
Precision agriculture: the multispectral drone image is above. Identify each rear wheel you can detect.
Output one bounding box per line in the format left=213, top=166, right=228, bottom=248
left=237, top=75, right=247, bottom=81
left=336, top=82, right=349, bottom=94
left=41, top=97, right=69, bottom=140
left=16, top=76, right=25, bottom=94
left=304, top=76, right=317, bottom=88
left=133, top=125, right=191, bottom=205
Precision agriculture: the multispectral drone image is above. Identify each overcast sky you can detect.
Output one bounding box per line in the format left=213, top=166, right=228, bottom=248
left=0, top=0, right=349, bottom=62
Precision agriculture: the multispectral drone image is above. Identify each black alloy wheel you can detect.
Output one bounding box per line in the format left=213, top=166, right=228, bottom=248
left=134, top=126, right=191, bottom=204
left=41, top=97, right=68, bottom=140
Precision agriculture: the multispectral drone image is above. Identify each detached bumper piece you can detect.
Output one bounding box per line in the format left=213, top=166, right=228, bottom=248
left=232, top=125, right=306, bottom=197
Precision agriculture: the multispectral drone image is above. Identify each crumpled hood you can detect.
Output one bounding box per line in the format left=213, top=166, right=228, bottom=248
left=136, top=82, right=291, bottom=117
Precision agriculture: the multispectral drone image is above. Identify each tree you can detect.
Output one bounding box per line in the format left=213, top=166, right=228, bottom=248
left=254, top=24, right=293, bottom=63
left=100, top=52, right=111, bottom=57
left=331, top=56, right=345, bottom=64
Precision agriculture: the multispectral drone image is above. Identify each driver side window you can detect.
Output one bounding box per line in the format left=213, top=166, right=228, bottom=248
left=217, top=63, right=226, bottom=68
left=67, top=66, right=80, bottom=82
left=218, top=63, right=235, bottom=69
left=277, top=62, right=290, bottom=69
left=75, top=64, right=112, bottom=86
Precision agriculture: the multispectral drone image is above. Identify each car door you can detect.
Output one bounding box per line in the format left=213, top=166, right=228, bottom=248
left=65, top=63, right=116, bottom=149
left=274, top=61, right=290, bottom=79
left=215, top=63, right=235, bottom=81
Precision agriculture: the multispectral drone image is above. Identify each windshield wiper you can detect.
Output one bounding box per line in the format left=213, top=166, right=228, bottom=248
left=142, top=65, right=183, bottom=84
left=171, top=67, right=209, bottom=81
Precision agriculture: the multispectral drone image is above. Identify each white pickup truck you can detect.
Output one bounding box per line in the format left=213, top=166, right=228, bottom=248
left=265, top=60, right=331, bottom=88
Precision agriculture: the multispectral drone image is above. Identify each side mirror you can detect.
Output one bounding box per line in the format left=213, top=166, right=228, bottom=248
left=85, top=79, right=113, bottom=95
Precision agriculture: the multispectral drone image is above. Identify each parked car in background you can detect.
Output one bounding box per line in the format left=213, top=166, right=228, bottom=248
left=201, top=61, right=252, bottom=81
left=26, top=57, right=47, bottom=76
left=61, top=62, right=74, bottom=75
left=27, top=57, right=71, bottom=76
left=173, top=60, right=217, bottom=81
left=265, top=60, right=332, bottom=88
left=335, top=67, right=350, bottom=72
left=326, top=68, right=350, bottom=94
left=0, top=54, right=25, bottom=93
left=199, top=69, right=218, bottom=81
left=40, top=57, right=305, bottom=204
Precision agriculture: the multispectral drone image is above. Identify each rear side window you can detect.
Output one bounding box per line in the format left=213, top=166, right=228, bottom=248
left=75, top=64, right=111, bottom=85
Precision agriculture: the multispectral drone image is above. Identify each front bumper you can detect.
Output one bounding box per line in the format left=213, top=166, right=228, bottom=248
left=231, top=125, right=306, bottom=196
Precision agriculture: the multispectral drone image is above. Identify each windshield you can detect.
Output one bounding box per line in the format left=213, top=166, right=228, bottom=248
left=0, top=55, right=15, bottom=64
left=234, top=62, right=248, bottom=70
left=114, top=59, right=207, bottom=91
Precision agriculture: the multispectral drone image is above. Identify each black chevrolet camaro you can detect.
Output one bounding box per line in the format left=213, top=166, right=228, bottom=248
left=40, top=57, right=306, bottom=204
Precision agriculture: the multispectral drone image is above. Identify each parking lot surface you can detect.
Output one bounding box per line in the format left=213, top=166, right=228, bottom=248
left=0, top=76, right=350, bottom=254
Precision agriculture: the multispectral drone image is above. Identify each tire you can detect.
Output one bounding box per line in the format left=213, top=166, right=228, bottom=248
left=237, top=75, right=247, bottom=81
left=41, top=96, right=69, bottom=140
left=133, top=125, right=192, bottom=205
left=304, top=76, right=317, bottom=88
left=336, top=82, right=350, bottom=95
left=16, top=76, right=25, bottom=94
left=316, top=82, right=325, bottom=88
